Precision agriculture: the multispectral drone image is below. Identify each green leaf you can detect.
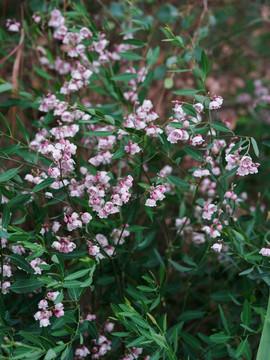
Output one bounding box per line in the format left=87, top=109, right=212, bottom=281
left=200, top=50, right=210, bottom=76
left=112, top=73, right=137, bottom=81
left=169, top=259, right=192, bottom=272
left=137, top=285, right=156, bottom=292
left=178, top=310, right=205, bottom=322
left=126, top=225, right=149, bottom=232
left=236, top=338, right=248, bottom=357
left=44, top=349, right=57, bottom=360
left=211, top=122, right=232, bottom=133
left=149, top=352, right=160, bottom=360
left=63, top=280, right=83, bottom=288
left=64, top=268, right=91, bottom=281
left=239, top=267, right=254, bottom=276
left=104, top=115, right=115, bottom=125
left=0, top=167, right=21, bottom=183
left=33, top=178, right=55, bottom=192
left=126, top=336, right=146, bottom=348
left=251, top=137, right=259, bottom=157
left=2, top=204, right=11, bottom=228
left=10, top=279, right=43, bottom=293
left=112, top=332, right=130, bottom=337
left=173, top=89, right=202, bottom=96
left=241, top=299, right=251, bottom=326
left=192, top=67, right=204, bottom=78
left=86, top=131, right=114, bottom=137
left=257, top=294, right=270, bottom=359
left=209, top=333, right=230, bottom=343
left=229, top=140, right=247, bottom=154
left=166, top=174, right=190, bottom=189
left=232, top=229, right=245, bottom=241
left=61, top=344, right=72, bottom=360
left=119, top=52, right=143, bottom=60
left=0, top=113, right=12, bottom=135
left=184, top=147, right=204, bottom=161
left=180, top=332, right=201, bottom=349
left=174, top=328, right=178, bottom=353
left=112, top=147, right=125, bottom=160
left=218, top=304, right=230, bottom=334
left=152, top=333, right=166, bottom=348
left=182, top=104, right=197, bottom=118
left=15, top=114, right=29, bottom=143
left=19, top=331, right=42, bottom=346
left=131, top=315, right=150, bottom=329
left=88, top=321, right=99, bottom=342
left=0, top=227, right=9, bottom=239
left=221, top=166, right=239, bottom=179
left=123, top=39, right=145, bottom=47
left=0, top=83, right=13, bottom=93
left=147, top=46, right=160, bottom=67
left=168, top=69, right=192, bottom=73
left=9, top=254, right=35, bottom=274
left=33, top=66, right=53, bottom=80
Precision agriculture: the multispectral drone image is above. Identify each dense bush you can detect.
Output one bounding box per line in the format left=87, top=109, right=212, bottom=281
left=0, top=1, right=270, bottom=359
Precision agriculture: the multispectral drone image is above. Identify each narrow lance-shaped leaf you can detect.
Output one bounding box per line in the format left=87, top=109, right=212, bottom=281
left=8, top=253, right=35, bottom=274
left=0, top=167, right=21, bottom=183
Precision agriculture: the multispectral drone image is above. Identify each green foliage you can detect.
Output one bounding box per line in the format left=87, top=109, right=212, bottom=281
left=0, top=0, right=269, bottom=359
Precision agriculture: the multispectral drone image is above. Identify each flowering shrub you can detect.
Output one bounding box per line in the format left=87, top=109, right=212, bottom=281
left=0, top=1, right=270, bottom=359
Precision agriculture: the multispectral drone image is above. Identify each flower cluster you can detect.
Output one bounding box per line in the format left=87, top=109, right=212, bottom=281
left=145, top=184, right=166, bottom=207
left=51, top=236, right=76, bottom=253
left=34, top=291, right=64, bottom=327
left=64, top=212, right=92, bottom=231
left=225, top=148, right=259, bottom=176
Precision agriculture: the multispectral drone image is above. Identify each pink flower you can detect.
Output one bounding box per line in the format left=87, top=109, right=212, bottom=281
left=81, top=212, right=92, bottom=223
left=47, top=291, right=60, bottom=301
left=30, top=258, right=47, bottom=274
left=167, top=129, right=189, bottom=144
left=211, top=243, right=222, bottom=252
left=202, top=203, right=217, bottom=220
left=75, top=346, right=90, bottom=359
left=54, top=302, right=64, bottom=317
left=34, top=310, right=52, bottom=327
left=38, top=299, right=48, bottom=309
left=80, top=27, right=92, bottom=39
left=48, top=9, right=65, bottom=28
left=39, top=318, right=51, bottom=327
left=209, top=96, right=223, bottom=110
left=0, top=281, right=10, bottom=294
left=145, top=198, right=156, bottom=207
left=32, top=13, right=41, bottom=24
left=48, top=167, right=60, bottom=179
left=193, top=168, right=210, bottom=178
left=192, top=233, right=205, bottom=244
left=259, top=247, right=270, bottom=257
left=7, top=20, right=21, bottom=32
left=193, top=103, right=204, bottom=113
left=89, top=244, right=100, bottom=256
left=125, top=141, right=141, bottom=155
left=52, top=221, right=61, bottom=233
left=104, top=322, right=115, bottom=332
left=190, top=134, right=204, bottom=146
